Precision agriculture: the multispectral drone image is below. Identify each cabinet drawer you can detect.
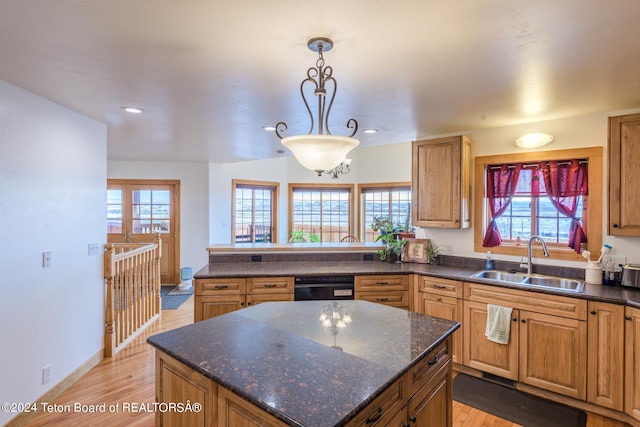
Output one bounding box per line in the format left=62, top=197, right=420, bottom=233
left=418, top=276, right=463, bottom=298
left=356, top=291, right=409, bottom=309
left=196, top=278, right=246, bottom=295
left=247, top=277, right=293, bottom=294
left=406, top=339, right=450, bottom=398
left=464, top=282, right=587, bottom=320
left=355, top=275, right=409, bottom=291
left=345, top=376, right=405, bottom=426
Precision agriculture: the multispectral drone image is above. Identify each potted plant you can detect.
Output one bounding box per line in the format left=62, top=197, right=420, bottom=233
left=425, top=242, right=442, bottom=264
left=371, top=216, right=406, bottom=262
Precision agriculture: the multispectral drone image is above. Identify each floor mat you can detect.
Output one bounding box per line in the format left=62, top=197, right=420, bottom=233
left=453, top=373, right=586, bottom=427
left=160, top=285, right=192, bottom=310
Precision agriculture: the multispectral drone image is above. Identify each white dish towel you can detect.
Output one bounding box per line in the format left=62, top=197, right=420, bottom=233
left=485, top=304, right=513, bottom=345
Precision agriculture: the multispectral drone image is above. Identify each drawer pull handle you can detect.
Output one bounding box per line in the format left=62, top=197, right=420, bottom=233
left=365, top=407, right=383, bottom=424
left=376, top=281, right=389, bottom=285
left=409, top=415, right=417, bottom=423
left=513, top=317, right=518, bottom=322
left=590, top=310, right=596, bottom=315
left=428, top=355, right=439, bottom=366
left=436, top=297, right=442, bottom=301
left=214, top=285, right=229, bottom=289
left=626, top=316, right=632, bottom=321
left=264, top=284, right=278, bottom=288
left=433, top=284, right=446, bottom=289
left=376, top=298, right=389, bottom=301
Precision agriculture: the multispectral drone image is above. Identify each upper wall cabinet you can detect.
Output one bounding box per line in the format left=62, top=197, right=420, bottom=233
left=412, top=135, right=472, bottom=228
left=608, top=114, right=640, bottom=236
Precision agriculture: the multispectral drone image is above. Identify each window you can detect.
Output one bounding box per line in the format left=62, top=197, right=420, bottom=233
left=232, top=180, right=279, bottom=243
left=289, top=184, right=354, bottom=242
left=358, top=183, right=412, bottom=242
left=474, top=147, right=602, bottom=262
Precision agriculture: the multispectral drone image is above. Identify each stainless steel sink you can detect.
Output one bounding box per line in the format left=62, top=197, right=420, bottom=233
left=522, top=275, right=584, bottom=292
left=471, top=270, right=584, bottom=293
left=472, top=270, right=527, bottom=283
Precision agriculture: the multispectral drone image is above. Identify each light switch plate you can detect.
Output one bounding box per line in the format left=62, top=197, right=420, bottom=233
left=88, top=243, right=100, bottom=256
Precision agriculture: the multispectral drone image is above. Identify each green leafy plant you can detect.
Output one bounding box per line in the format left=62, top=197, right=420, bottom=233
left=371, top=216, right=406, bottom=262
left=425, top=242, right=442, bottom=264
left=289, top=230, right=320, bottom=243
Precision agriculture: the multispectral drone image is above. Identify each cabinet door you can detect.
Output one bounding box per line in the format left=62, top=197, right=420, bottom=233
left=411, top=136, right=471, bottom=228
left=609, top=113, right=640, bottom=236
left=218, top=387, right=289, bottom=427
left=462, top=300, right=518, bottom=379
left=156, top=350, right=217, bottom=427
left=196, top=295, right=245, bottom=321
left=406, top=360, right=452, bottom=427
left=587, top=301, right=624, bottom=410
left=418, top=293, right=462, bottom=364
left=519, top=311, right=586, bottom=399
left=625, top=306, right=640, bottom=421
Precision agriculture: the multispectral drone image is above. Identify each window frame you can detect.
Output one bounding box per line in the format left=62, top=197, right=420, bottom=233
left=357, top=182, right=412, bottom=242
left=232, top=179, right=279, bottom=243
left=288, top=183, right=355, bottom=242
left=473, top=147, right=602, bottom=262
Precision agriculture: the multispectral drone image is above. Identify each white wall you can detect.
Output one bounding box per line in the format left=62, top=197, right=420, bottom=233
left=107, top=161, right=210, bottom=272
left=207, top=109, right=640, bottom=267
left=0, top=80, right=106, bottom=425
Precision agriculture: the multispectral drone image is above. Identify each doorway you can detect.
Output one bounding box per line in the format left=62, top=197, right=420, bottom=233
left=107, top=179, right=180, bottom=284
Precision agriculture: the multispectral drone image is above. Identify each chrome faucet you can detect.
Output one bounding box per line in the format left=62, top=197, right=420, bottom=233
left=520, top=235, right=550, bottom=275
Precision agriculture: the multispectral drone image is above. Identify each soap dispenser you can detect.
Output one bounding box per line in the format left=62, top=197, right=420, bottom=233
left=485, top=251, right=494, bottom=270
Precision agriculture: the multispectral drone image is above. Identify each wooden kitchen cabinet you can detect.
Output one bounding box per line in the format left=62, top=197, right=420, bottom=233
left=463, top=300, right=518, bottom=380
left=463, top=283, right=587, bottom=399
left=217, top=387, right=289, bottom=427
left=608, top=113, right=640, bottom=236
left=625, top=306, right=640, bottom=421
left=415, top=276, right=463, bottom=364
left=156, top=350, right=217, bottom=427
left=587, top=301, right=624, bottom=411
left=355, top=274, right=410, bottom=310
left=195, top=276, right=293, bottom=322
left=519, top=310, right=586, bottom=400
left=411, top=135, right=471, bottom=229
left=346, top=338, right=452, bottom=427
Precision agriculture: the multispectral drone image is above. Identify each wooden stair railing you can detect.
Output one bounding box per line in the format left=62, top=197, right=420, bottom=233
left=103, top=236, right=162, bottom=357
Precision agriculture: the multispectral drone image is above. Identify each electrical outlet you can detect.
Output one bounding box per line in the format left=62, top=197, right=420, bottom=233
left=442, top=244, right=453, bottom=255
left=42, top=365, right=51, bottom=384
left=88, top=243, right=100, bottom=256
left=42, top=251, right=52, bottom=268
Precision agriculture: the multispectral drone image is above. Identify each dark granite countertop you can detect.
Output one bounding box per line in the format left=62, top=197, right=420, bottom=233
left=194, top=261, right=640, bottom=309
left=147, top=300, right=459, bottom=427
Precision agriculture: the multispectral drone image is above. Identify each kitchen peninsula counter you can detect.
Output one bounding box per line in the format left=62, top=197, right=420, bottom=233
left=147, top=300, right=459, bottom=426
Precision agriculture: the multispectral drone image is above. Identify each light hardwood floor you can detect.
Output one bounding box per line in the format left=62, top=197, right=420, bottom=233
left=22, top=296, right=627, bottom=427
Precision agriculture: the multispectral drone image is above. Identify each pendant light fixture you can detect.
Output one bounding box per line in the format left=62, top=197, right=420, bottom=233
left=275, top=37, right=359, bottom=176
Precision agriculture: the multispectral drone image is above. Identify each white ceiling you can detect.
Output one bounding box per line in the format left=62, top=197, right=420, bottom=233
left=1, top=0, right=640, bottom=163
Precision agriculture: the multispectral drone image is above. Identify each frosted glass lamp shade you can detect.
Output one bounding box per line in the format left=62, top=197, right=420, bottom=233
left=281, top=135, right=359, bottom=173
left=515, top=133, right=554, bottom=148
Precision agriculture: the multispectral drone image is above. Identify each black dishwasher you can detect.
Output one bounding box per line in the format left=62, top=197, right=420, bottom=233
left=294, top=275, right=355, bottom=301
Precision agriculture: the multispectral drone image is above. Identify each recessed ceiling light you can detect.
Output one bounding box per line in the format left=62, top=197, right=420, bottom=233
left=263, top=126, right=276, bottom=131
left=363, top=129, right=378, bottom=134
left=122, top=107, right=143, bottom=114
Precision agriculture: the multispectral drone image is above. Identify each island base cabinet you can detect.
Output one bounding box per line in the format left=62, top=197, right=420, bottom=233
left=156, top=350, right=217, bottom=427
left=407, top=360, right=452, bottom=427
left=217, top=387, right=289, bottom=427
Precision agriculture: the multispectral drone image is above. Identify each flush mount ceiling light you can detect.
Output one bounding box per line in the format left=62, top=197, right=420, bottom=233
left=122, top=106, right=143, bottom=114
left=275, top=37, right=359, bottom=176
left=515, top=132, right=554, bottom=148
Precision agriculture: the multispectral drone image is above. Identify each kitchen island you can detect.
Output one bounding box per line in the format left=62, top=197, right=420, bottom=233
left=147, top=300, right=459, bottom=426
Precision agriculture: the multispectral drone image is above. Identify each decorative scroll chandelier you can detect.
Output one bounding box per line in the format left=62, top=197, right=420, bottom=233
left=275, top=37, right=359, bottom=176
